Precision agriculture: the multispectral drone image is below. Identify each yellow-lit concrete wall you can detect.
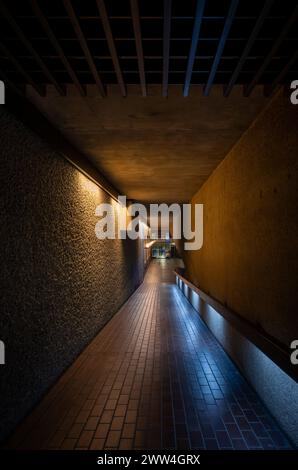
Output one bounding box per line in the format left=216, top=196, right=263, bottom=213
left=184, top=90, right=298, bottom=348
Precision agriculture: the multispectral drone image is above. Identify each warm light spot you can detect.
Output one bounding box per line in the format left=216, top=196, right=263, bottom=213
left=78, top=173, right=99, bottom=195
left=145, top=240, right=156, bottom=248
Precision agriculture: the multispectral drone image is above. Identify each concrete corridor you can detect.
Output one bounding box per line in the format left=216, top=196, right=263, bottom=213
left=7, top=259, right=291, bottom=451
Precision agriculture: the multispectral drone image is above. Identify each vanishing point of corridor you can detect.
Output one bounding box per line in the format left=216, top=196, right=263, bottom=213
left=7, top=259, right=291, bottom=451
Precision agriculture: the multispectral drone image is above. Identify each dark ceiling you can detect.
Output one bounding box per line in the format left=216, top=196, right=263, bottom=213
left=0, top=0, right=297, bottom=98
left=0, top=0, right=297, bottom=203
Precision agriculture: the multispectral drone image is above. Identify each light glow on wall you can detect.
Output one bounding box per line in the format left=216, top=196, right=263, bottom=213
left=145, top=240, right=156, bottom=248
left=78, top=172, right=99, bottom=195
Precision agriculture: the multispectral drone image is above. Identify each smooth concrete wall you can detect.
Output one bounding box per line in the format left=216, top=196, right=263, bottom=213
left=0, top=107, right=144, bottom=441
left=176, top=276, right=298, bottom=446
left=184, top=90, right=298, bottom=348
left=182, top=90, right=298, bottom=445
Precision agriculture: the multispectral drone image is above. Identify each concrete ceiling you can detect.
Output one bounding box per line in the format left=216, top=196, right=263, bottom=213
left=28, top=84, right=269, bottom=203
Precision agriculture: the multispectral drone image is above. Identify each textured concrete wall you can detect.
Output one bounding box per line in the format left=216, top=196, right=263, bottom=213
left=0, top=108, right=143, bottom=441
left=184, top=91, right=298, bottom=348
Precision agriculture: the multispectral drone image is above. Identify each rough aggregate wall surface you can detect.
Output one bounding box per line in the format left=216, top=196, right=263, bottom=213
left=184, top=91, right=298, bottom=347
left=0, top=107, right=143, bottom=441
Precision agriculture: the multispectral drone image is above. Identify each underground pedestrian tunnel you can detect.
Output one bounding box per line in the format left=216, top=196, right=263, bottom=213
left=1, top=0, right=298, bottom=452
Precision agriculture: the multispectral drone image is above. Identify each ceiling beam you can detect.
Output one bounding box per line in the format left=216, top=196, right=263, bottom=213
left=183, top=0, right=205, bottom=97
left=96, top=0, right=126, bottom=97
left=0, top=41, right=44, bottom=95
left=3, top=36, right=296, bottom=43
left=0, top=54, right=294, bottom=62
left=4, top=15, right=291, bottom=21
left=63, top=0, right=105, bottom=96
left=244, top=4, right=298, bottom=96
left=0, top=69, right=24, bottom=97
left=266, top=49, right=298, bottom=96
left=130, top=0, right=146, bottom=96
left=5, top=69, right=291, bottom=75
left=162, top=0, right=172, bottom=97
left=30, top=0, right=86, bottom=97
left=224, top=0, right=273, bottom=97
left=204, top=0, right=239, bottom=96
left=0, top=1, right=65, bottom=95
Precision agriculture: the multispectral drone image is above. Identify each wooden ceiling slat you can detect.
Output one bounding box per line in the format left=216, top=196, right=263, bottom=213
left=224, top=0, right=273, bottom=97
left=97, top=0, right=126, bottom=97
left=130, top=0, right=146, bottom=97
left=0, top=41, right=44, bottom=95
left=31, top=0, right=86, bottom=97
left=0, top=1, right=296, bottom=95
left=0, top=1, right=65, bottom=95
left=183, top=0, right=205, bottom=97
left=162, top=0, right=172, bottom=97
left=63, top=0, right=105, bottom=96
left=203, top=0, right=239, bottom=96
left=244, top=4, right=298, bottom=97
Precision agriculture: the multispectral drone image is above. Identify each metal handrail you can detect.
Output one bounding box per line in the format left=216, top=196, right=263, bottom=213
left=174, top=268, right=298, bottom=383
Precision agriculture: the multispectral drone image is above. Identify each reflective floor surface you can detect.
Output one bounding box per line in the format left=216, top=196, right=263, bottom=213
left=7, top=259, right=292, bottom=450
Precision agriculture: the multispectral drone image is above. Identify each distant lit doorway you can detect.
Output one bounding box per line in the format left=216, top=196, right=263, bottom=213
left=152, top=241, right=176, bottom=259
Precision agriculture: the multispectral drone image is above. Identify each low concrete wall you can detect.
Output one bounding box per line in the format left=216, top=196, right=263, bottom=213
left=0, top=107, right=144, bottom=441
left=176, top=275, right=298, bottom=447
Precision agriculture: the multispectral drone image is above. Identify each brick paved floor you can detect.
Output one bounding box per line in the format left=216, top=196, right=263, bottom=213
left=7, top=259, right=292, bottom=450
